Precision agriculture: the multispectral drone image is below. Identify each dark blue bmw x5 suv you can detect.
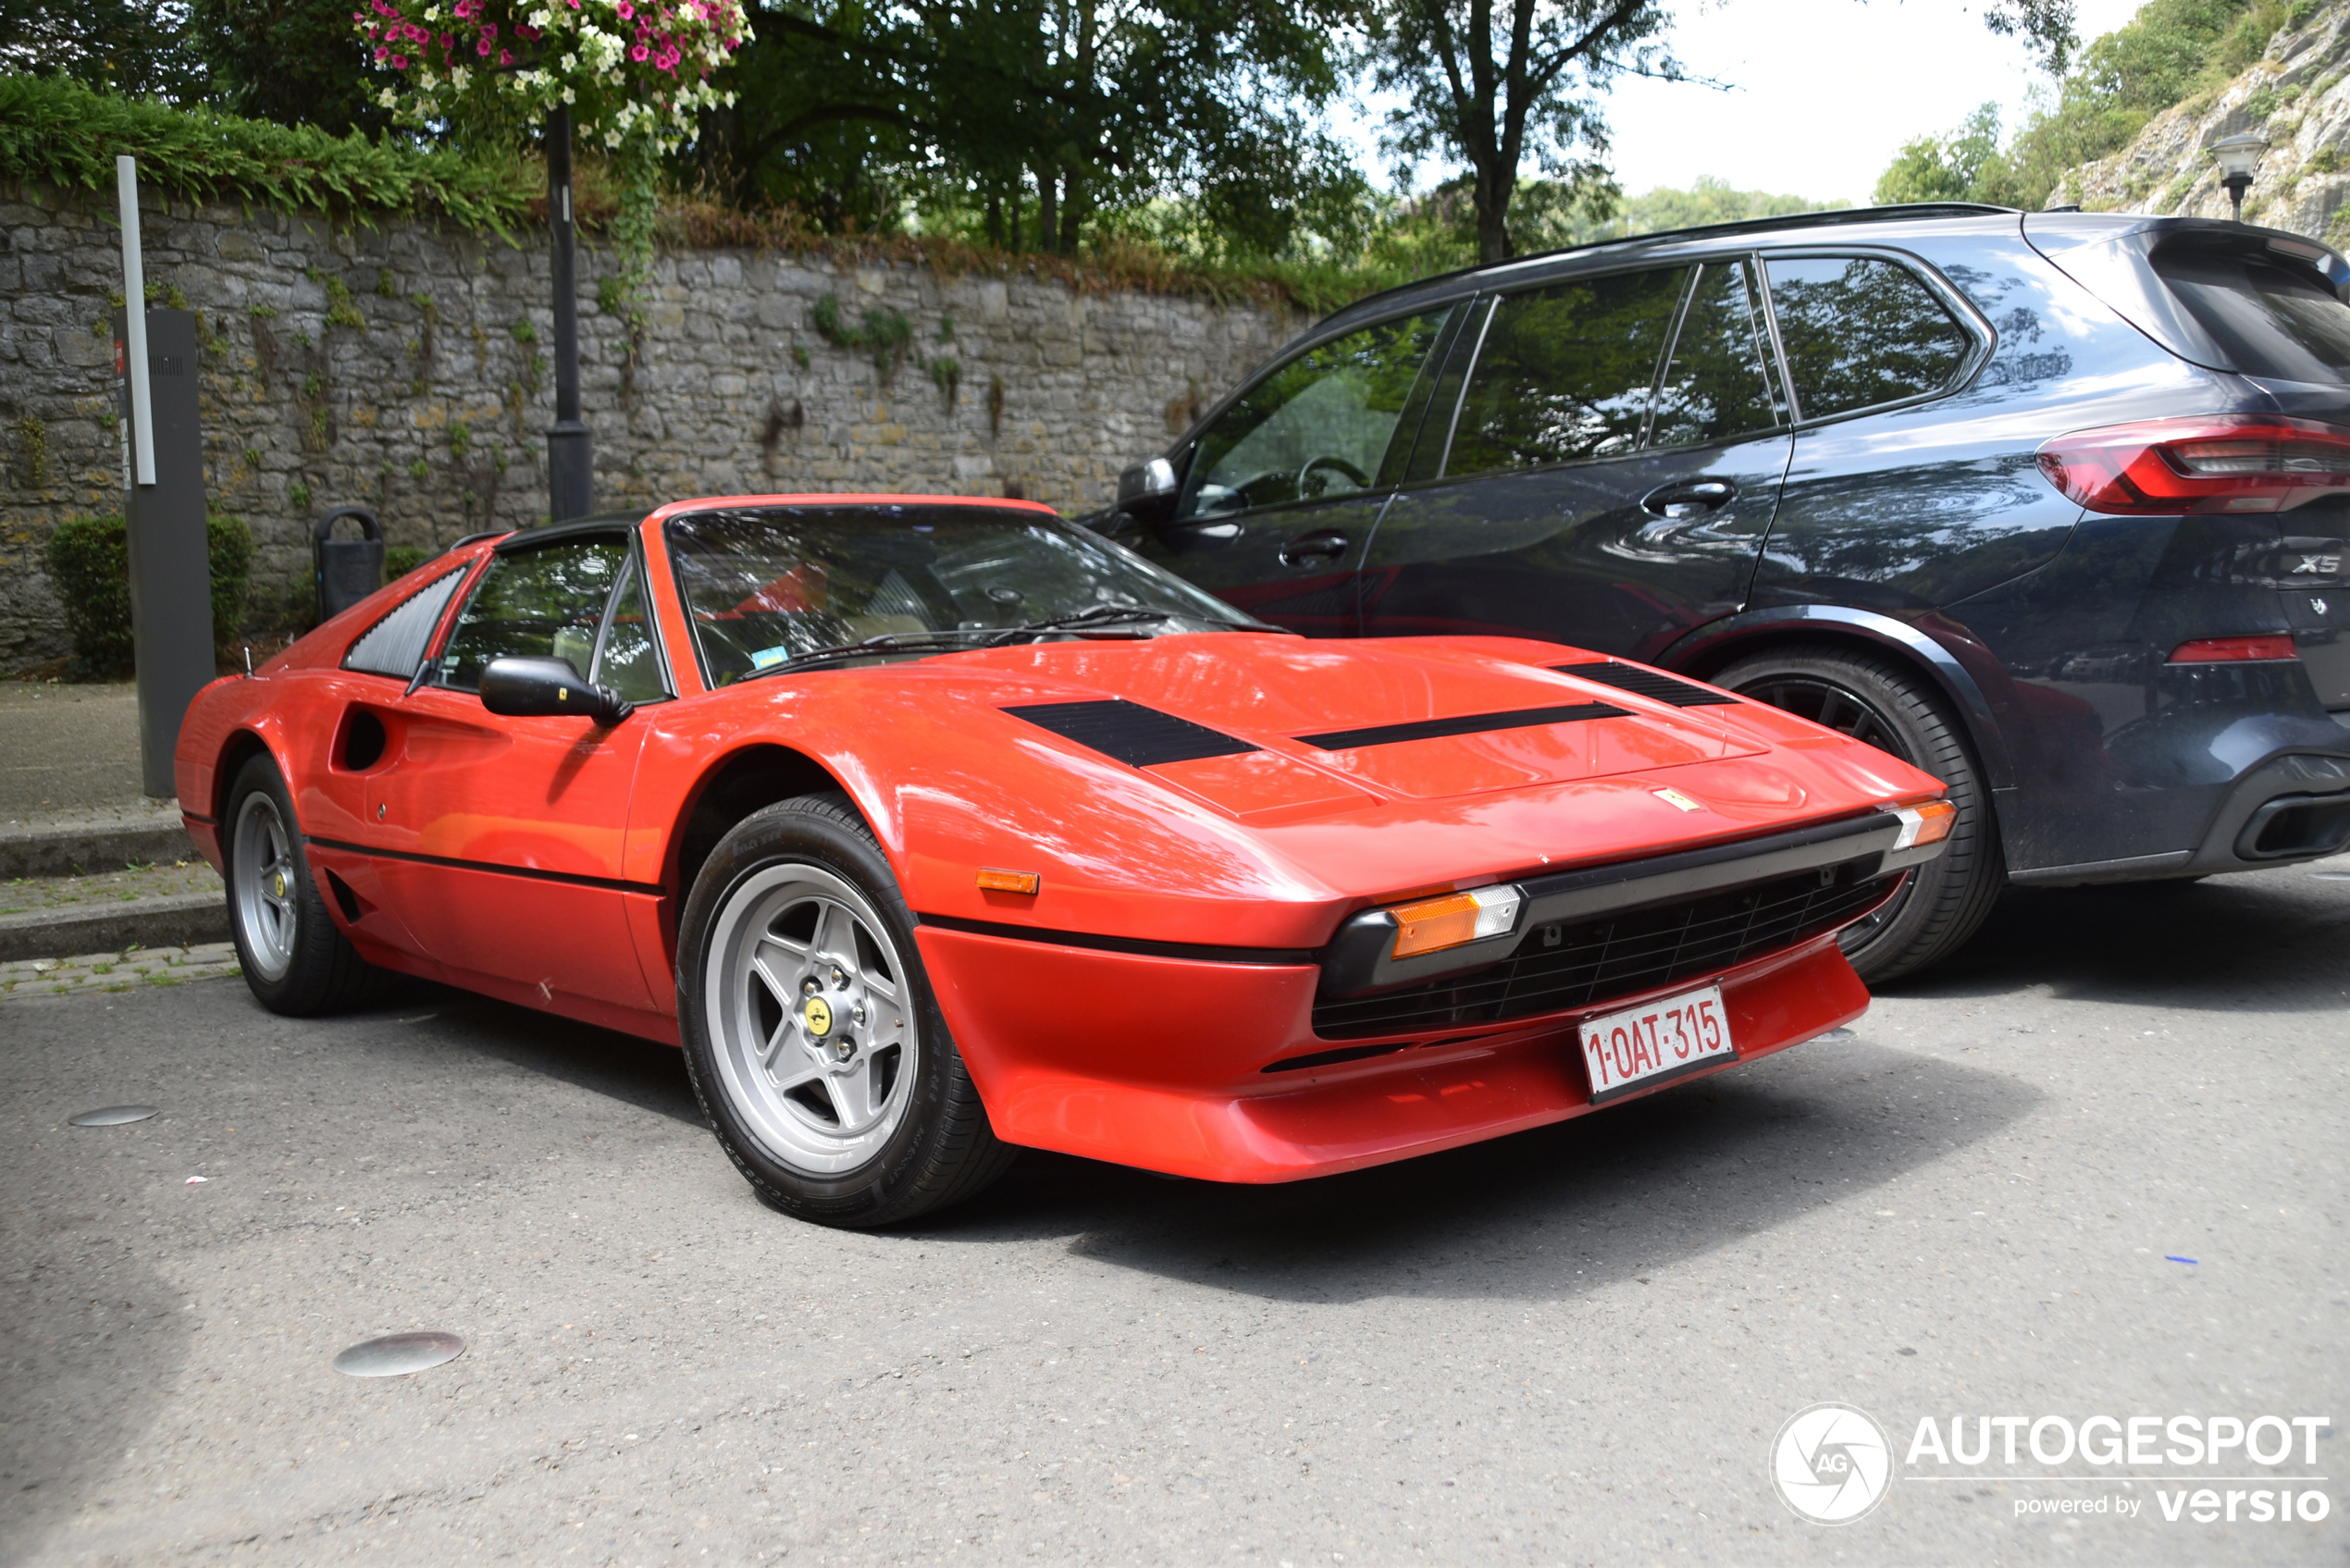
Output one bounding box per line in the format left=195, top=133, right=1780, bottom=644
left=1096, top=203, right=2350, bottom=981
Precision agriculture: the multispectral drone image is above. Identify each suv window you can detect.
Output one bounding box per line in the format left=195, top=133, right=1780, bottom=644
left=1445, top=266, right=1688, bottom=477
left=1179, top=310, right=1452, bottom=520
left=432, top=537, right=628, bottom=691
left=2150, top=241, right=2350, bottom=384
left=1651, top=258, right=1781, bottom=448
left=1765, top=255, right=1971, bottom=419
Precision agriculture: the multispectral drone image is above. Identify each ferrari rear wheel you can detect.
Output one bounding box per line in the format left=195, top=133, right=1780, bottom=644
left=223, top=753, right=385, bottom=1015
left=678, top=794, right=1017, bottom=1228
left=1711, top=644, right=2005, bottom=985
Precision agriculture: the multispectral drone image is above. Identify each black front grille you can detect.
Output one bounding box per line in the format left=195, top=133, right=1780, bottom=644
left=1311, top=863, right=1895, bottom=1039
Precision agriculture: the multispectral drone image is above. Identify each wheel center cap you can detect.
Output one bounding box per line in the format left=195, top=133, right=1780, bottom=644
left=271, top=871, right=287, bottom=897
left=802, top=995, right=833, bottom=1036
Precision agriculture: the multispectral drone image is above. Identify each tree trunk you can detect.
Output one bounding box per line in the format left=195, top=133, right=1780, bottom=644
left=1058, top=178, right=1083, bottom=254
left=1474, top=162, right=1516, bottom=264
left=1036, top=168, right=1058, bottom=254
left=986, top=191, right=1004, bottom=250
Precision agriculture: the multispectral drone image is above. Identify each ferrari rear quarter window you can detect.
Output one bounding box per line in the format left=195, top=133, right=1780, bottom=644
left=341, top=563, right=468, bottom=680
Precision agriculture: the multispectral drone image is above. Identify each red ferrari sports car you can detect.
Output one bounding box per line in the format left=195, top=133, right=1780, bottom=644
left=175, top=495, right=1952, bottom=1226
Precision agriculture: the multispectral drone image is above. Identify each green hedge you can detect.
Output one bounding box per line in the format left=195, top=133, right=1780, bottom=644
left=0, top=74, right=535, bottom=237
left=43, top=512, right=254, bottom=680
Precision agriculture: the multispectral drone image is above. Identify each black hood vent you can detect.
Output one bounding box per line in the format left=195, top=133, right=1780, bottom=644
left=1003, top=699, right=1259, bottom=767
left=1553, top=661, right=1740, bottom=707
left=1295, top=702, right=1626, bottom=751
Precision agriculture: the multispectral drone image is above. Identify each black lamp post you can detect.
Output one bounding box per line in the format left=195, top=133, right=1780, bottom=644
left=546, top=105, right=593, bottom=522
left=2210, top=131, right=2270, bottom=224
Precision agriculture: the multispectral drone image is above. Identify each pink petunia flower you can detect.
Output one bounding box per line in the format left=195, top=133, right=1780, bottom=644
left=390, top=53, right=407, bottom=67
left=629, top=41, right=648, bottom=59
left=499, top=46, right=512, bottom=62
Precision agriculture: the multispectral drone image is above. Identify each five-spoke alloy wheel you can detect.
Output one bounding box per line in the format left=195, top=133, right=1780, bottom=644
left=222, top=753, right=384, bottom=1015
left=678, top=794, right=1015, bottom=1227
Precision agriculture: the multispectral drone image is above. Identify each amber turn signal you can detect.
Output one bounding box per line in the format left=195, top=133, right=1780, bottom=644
left=1390, top=884, right=1523, bottom=959
left=1889, top=797, right=1957, bottom=850
left=976, top=868, right=1040, bottom=895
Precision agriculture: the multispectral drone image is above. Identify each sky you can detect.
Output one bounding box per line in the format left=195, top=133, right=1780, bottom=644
left=1337, top=0, right=2151, bottom=204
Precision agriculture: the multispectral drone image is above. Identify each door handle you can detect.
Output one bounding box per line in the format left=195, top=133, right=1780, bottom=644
left=1278, top=530, right=1350, bottom=567
left=1640, top=480, right=1736, bottom=520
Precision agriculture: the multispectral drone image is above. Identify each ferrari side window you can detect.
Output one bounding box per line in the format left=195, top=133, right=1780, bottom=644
left=342, top=563, right=468, bottom=680
left=1176, top=309, right=1453, bottom=521
left=432, top=538, right=627, bottom=690
left=592, top=562, right=670, bottom=704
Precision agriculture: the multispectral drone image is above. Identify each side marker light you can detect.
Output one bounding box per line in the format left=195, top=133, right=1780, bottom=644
left=976, top=868, right=1040, bottom=895
left=1888, top=797, right=1957, bottom=850
left=1390, top=883, right=1523, bottom=959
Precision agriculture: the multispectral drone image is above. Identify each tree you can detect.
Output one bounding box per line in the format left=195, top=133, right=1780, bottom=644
left=1873, top=103, right=2003, bottom=205
left=187, top=0, right=386, bottom=136
left=0, top=0, right=209, bottom=99
left=1360, top=0, right=1677, bottom=265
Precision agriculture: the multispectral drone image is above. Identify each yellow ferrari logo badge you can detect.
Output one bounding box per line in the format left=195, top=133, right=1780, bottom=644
left=803, top=996, right=833, bottom=1036
left=1651, top=786, right=1704, bottom=813
left=272, top=871, right=287, bottom=897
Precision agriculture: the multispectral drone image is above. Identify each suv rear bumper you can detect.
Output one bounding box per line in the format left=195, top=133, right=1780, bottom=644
left=2010, top=750, right=2350, bottom=884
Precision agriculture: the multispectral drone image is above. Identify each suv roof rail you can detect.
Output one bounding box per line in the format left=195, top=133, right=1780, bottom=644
left=1336, top=202, right=2022, bottom=318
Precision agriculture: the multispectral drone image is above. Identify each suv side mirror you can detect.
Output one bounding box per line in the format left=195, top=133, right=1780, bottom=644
left=479, top=656, right=634, bottom=725
left=1116, top=457, right=1180, bottom=525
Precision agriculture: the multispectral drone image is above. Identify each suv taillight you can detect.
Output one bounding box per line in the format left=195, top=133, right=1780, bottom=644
left=2036, top=416, right=2350, bottom=514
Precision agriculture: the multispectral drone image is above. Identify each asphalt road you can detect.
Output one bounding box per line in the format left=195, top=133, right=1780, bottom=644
left=4, top=858, right=2346, bottom=1567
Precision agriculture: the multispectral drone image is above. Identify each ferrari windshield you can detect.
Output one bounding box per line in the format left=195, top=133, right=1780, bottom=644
left=667, top=504, right=1263, bottom=685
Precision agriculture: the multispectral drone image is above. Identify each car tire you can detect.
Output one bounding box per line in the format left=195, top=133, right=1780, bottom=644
left=1710, top=644, right=2005, bottom=984
left=676, top=793, right=1018, bottom=1228
left=224, top=753, right=387, bottom=1015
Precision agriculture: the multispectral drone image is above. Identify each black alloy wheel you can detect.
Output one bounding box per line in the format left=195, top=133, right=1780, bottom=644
left=1711, top=645, right=2005, bottom=984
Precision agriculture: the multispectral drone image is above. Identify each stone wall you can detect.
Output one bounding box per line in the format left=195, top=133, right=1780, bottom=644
left=2065, top=3, right=2350, bottom=240
left=0, top=183, right=1302, bottom=673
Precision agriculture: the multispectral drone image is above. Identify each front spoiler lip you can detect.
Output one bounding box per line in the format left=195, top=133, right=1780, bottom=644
left=1317, top=808, right=1944, bottom=999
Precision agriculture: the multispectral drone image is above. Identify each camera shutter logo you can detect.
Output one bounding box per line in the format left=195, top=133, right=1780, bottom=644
left=1772, top=1402, right=1894, bottom=1524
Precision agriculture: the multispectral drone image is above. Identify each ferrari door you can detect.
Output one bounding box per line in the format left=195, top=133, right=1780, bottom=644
left=360, top=527, right=674, bottom=1015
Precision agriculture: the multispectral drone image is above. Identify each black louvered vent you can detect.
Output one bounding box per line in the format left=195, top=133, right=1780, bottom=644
left=1002, top=699, right=1259, bottom=767
left=1553, top=661, right=1739, bottom=707
left=1312, top=863, right=1895, bottom=1039
left=1296, top=702, right=1626, bottom=751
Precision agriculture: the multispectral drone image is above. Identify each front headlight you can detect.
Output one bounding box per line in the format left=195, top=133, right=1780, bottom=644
left=1387, top=883, right=1524, bottom=959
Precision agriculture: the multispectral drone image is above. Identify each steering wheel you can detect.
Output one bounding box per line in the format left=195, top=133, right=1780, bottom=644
left=1298, top=453, right=1372, bottom=499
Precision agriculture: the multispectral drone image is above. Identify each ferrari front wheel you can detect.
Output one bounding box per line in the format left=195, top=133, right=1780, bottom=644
left=677, top=794, right=1017, bottom=1228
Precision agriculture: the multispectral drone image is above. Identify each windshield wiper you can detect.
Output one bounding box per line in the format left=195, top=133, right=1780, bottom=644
left=990, top=604, right=1280, bottom=645
left=748, top=629, right=999, bottom=677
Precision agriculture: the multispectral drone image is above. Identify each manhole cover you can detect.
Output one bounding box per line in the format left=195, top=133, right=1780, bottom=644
left=333, top=1331, right=465, bottom=1377
left=68, top=1105, right=159, bottom=1126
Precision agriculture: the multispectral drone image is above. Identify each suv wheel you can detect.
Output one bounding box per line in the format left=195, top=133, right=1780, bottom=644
left=1711, top=645, right=2004, bottom=984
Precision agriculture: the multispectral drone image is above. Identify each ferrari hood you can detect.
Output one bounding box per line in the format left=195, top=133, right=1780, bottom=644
left=918, top=632, right=1765, bottom=809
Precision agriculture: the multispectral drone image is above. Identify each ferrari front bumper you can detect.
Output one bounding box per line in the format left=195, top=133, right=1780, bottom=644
left=916, top=921, right=1871, bottom=1183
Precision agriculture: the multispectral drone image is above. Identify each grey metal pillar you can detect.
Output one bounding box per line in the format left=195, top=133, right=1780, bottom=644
left=546, top=105, right=594, bottom=523
left=117, top=308, right=215, bottom=799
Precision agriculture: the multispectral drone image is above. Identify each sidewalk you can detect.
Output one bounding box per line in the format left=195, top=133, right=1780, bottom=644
left=0, top=680, right=226, bottom=960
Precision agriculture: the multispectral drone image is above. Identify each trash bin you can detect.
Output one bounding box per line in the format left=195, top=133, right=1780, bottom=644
left=314, top=507, right=386, bottom=623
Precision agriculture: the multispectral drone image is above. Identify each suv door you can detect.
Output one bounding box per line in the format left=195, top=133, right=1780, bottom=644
left=1357, top=257, right=1792, bottom=661
left=1107, top=306, right=1460, bottom=634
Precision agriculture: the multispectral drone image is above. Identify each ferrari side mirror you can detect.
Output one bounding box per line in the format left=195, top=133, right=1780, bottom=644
left=479, top=656, right=634, bottom=725
left=1116, top=456, right=1179, bottom=525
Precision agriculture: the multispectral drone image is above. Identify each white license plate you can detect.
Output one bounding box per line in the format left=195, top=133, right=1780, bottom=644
left=1578, top=982, right=1736, bottom=1104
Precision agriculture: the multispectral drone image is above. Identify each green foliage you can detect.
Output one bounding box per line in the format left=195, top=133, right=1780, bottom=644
left=0, top=73, right=534, bottom=237
left=811, top=294, right=916, bottom=383
left=1881, top=0, right=2302, bottom=211
left=931, top=355, right=960, bottom=409
left=509, top=318, right=538, bottom=345
left=0, top=0, right=206, bottom=99
left=322, top=274, right=366, bottom=330
left=14, top=414, right=49, bottom=488
left=1875, top=105, right=2007, bottom=204
left=383, top=544, right=429, bottom=579
left=184, top=0, right=386, bottom=137
left=43, top=512, right=254, bottom=679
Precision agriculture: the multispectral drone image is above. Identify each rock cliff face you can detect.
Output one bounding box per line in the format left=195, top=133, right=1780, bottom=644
left=2065, top=3, right=2350, bottom=242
